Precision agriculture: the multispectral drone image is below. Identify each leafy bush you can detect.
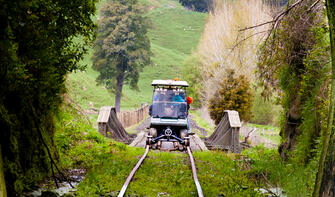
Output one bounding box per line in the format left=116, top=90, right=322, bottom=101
left=182, top=54, right=203, bottom=108
left=257, top=0, right=329, bottom=160
left=0, top=0, right=96, bottom=194
left=208, top=70, right=254, bottom=124
left=55, top=104, right=129, bottom=169
left=243, top=146, right=318, bottom=197
left=250, top=89, right=282, bottom=126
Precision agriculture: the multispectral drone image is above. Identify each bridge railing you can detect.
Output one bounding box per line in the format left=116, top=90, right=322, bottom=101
left=117, top=104, right=149, bottom=128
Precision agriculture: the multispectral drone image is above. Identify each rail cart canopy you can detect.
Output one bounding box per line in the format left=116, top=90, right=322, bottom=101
left=151, top=80, right=189, bottom=87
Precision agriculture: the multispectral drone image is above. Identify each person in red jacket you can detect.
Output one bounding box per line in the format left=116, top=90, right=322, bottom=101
left=186, top=96, right=193, bottom=105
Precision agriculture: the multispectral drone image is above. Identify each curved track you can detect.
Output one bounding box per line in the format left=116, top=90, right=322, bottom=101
left=186, top=146, right=203, bottom=197
left=117, top=145, right=204, bottom=197
left=118, top=145, right=150, bottom=197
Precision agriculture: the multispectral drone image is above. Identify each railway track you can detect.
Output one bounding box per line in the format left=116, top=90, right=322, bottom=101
left=117, top=145, right=204, bottom=197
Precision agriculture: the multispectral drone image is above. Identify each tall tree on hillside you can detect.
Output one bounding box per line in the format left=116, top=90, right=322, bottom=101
left=92, top=0, right=151, bottom=112
left=313, top=0, right=335, bottom=196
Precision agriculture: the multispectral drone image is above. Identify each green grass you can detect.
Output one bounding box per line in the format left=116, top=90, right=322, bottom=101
left=246, top=123, right=281, bottom=145
left=189, top=110, right=215, bottom=137
left=67, top=0, right=206, bottom=110
left=56, top=103, right=315, bottom=197
left=246, top=123, right=279, bottom=131
left=56, top=104, right=267, bottom=196
left=76, top=150, right=265, bottom=196
left=242, top=146, right=318, bottom=197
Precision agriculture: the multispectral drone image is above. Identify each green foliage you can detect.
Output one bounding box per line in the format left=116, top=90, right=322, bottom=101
left=92, top=0, right=151, bottom=110
left=61, top=123, right=267, bottom=196
left=257, top=1, right=329, bottom=161
left=178, top=0, right=212, bottom=12
left=55, top=104, right=129, bottom=169
left=292, top=24, right=330, bottom=164
left=250, top=89, right=282, bottom=126
left=0, top=0, right=96, bottom=195
left=194, top=151, right=264, bottom=196
left=93, top=0, right=151, bottom=90
left=243, top=146, right=318, bottom=197
left=189, top=110, right=215, bottom=136
left=76, top=151, right=267, bottom=196
left=56, top=109, right=313, bottom=196
left=182, top=54, right=203, bottom=108
left=56, top=105, right=267, bottom=196
left=209, top=70, right=254, bottom=124
left=67, top=0, right=206, bottom=110
left=246, top=123, right=282, bottom=145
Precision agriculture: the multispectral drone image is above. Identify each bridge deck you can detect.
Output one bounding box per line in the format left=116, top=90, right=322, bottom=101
left=130, top=131, right=208, bottom=151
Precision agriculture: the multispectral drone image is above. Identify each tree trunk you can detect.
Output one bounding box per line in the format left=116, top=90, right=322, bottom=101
left=313, top=0, right=335, bottom=196
left=115, top=72, right=125, bottom=112
left=278, top=91, right=302, bottom=159
left=0, top=145, right=7, bottom=197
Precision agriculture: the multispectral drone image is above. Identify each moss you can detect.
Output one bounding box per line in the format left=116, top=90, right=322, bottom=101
left=257, top=1, right=329, bottom=162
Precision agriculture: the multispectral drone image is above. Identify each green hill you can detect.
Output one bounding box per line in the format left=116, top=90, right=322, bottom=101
left=67, top=0, right=206, bottom=110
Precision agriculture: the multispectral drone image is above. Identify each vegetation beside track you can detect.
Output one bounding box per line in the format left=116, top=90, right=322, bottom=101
left=56, top=106, right=263, bottom=196
left=54, top=105, right=313, bottom=196
left=189, top=110, right=215, bottom=137
left=58, top=1, right=310, bottom=196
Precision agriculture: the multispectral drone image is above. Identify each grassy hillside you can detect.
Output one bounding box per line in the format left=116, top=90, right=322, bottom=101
left=67, top=0, right=206, bottom=110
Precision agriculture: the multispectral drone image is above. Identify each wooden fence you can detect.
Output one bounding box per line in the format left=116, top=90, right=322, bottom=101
left=240, top=126, right=280, bottom=148
left=117, top=104, right=149, bottom=128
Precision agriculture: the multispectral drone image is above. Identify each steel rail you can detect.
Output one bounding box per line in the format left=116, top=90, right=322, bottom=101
left=118, top=144, right=204, bottom=197
left=187, top=146, right=204, bottom=197
left=118, top=145, right=150, bottom=197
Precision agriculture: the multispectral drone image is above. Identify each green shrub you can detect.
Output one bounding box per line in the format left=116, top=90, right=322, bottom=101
left=208, top=70, right=254, bottom=124
left=250, top=89, right=282, bottom=126
left=257, top=1, right=329, bottom=160
left=182, top=54, right=203, bottom=108
left=243, top=146, right=318, bottom=197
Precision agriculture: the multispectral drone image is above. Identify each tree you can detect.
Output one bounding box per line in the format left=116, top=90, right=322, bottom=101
left=182, top=54, right=203, bottom=108
left=0, top=146, right=6, bottom=197
left=257, top=0, right=327, bottom=160
left=92, top=0, right=151, bottom=112
left=313, top=0, right=335, bottom=196
left=0, top=0, right=96, bottom=195
left=208, top=70, right=254, bottom=125
left=191, top=0, right=271, bottom=107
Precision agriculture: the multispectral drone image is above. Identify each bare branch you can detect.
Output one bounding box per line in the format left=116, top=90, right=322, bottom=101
left=232, top=30, right=268, bottom=50
left=238, top=20, right=275, bottom=32
left=239, top=0, right=305, bottom=32
left=308, top=0, right=321, bottom=12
